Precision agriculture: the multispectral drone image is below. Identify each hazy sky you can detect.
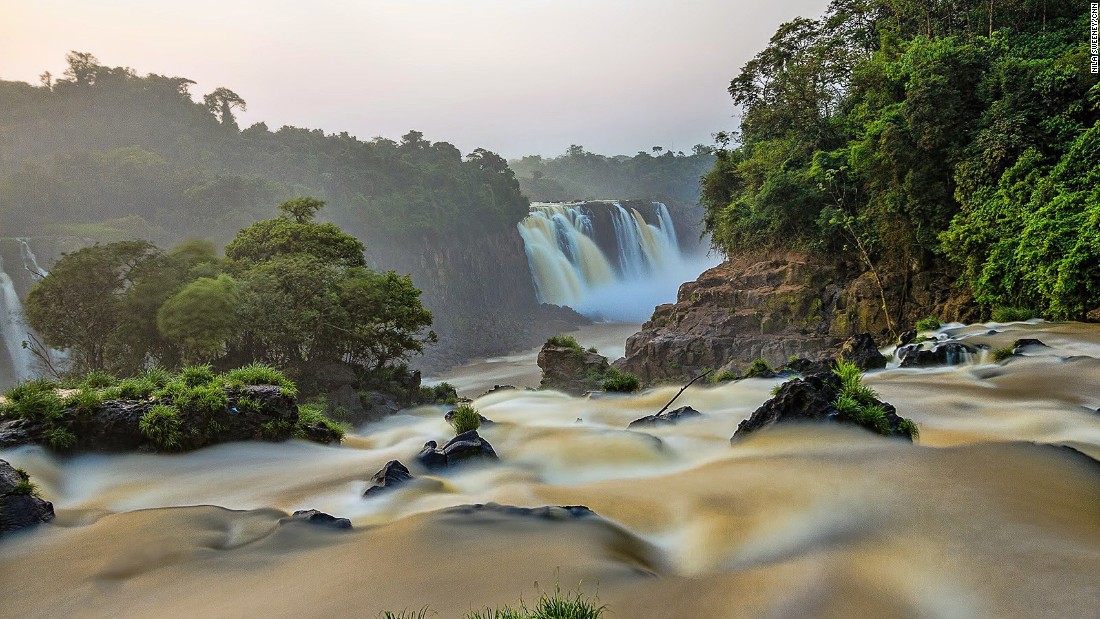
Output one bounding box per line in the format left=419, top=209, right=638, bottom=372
left=2, top=1, right=826, bottom=158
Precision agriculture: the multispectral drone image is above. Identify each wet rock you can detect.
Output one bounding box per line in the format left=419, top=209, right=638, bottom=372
left=364, top=460, right=414, bottom=497
left=897, top=330, right=917, bottom=346
left=732, top=373, right=912, bottom=441
left=442, top=503, right=595, bottom=521
left=326, top=384, right=367, bottom=423
left=838, top=333, right=887, bottom=370
left=0, top=459, right=55, bottom=536
left=628, top=406, right=703, bottom=428
left=783, top=357, right=836, bottom=376
left=537, top=343, right=611, bottom=395
left=415, top=430, right=498, bottom=471
left=897, top=342, right=978, bottom=367
left=290, top=509, right=352, bottom=529
left=1012, top=338, right=1047, bottom=352
left=479, top=385, right=516, bottom=398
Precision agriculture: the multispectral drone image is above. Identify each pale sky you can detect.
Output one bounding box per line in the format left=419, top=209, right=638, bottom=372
left=1, top=1, right=826, bottom=158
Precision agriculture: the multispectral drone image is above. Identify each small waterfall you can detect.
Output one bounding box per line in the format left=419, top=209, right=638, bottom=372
left=518, top=201, right=716, bottom=321
left=1, top=254, right=35, bottom=385
left=18, top=238, right=49, bottom=278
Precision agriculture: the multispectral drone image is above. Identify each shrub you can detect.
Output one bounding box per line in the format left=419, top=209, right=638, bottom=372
left=834, top=395, right=890, bottom=434
left=220, top=363, right=296, bottom=394
left=897, top=418, right=920, bottom=440
left=138, top=367, right=174, bottom=389
left=79, top=370, right=117, bottom=389
left=105, top=376, right=158, bottom=400
left=139, top=404, right=183, bottom=450
left=546, top=335, right=583, bottom=351
left=179, top=364, right=215, bottom=388
left=448, top=404, right=482, bottom=434
left=419, top=382, right=458, bottom=405
left=915, top=316, right=941, bottom=331
left=173, top=383, right=228, bottom=417
left=745, top=358, right=773, bottom=377
left=295, top=404, right=345, bottom=441
left=44, top=427, right=77, bottom=451
left=991, top=307, right=1037, bottom=322
left=65, top=389, right=104, bottom=415
left=992, top=347, right=1014, bottom=362
left=711, top=369, right=738, bottom=383
left=600, top=367, right=640, bottom=393
left=2, top=381, right=64, bottom=422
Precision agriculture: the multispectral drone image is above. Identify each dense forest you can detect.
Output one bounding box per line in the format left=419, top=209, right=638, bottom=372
left=510, top=146, right=714, bottom=205
left=702, top=0, right=1099, bottom=319
left=0, top=53, right=527, bottom=247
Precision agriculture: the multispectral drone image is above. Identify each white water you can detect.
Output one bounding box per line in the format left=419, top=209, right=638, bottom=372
left=0, top=255, right=34, bottom=384
left=518, top=201, right=718, bottom=322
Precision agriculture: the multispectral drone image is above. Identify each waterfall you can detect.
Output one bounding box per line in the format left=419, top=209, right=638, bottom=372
left=518, top=201, right=717, bottom=322
left=1, top=254, right=35, bottom=385
left=18, top=238, right=48, bottom=278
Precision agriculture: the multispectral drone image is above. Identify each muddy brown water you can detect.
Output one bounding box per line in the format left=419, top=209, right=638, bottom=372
left=1, top=321, right=1098, bottom=618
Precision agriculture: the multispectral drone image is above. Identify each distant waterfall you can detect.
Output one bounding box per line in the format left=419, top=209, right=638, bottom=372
left=0, top=255, right=34, bottom=384
left=18, top=238, right=48, bottom=278
left=518, top=201, right=716, bottom=321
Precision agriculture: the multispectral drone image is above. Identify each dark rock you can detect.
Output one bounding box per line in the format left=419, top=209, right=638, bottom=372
left=838, top=333, right=887, bottom=370
left=364, top=460, right=414, bottom=497
left=732, top=373, right=912, bottom=441
left=479, top=385, right=516, bottom=398
left=784, top=357, right=836, bottom=376
left=442, top=502, right=595, bottom=521
left=290, top=509, right=352, bottom=529
left=1012, top=338, right=1047, bottom=350
left=628, top=406, right=703, bottom=428
left=415, top=430, right=499, bottom=471
left=537, top=344, right=610, bottom=395
left=897, top=330, right=917, bottom=346
left=0, top=459, right=55, bottom=536
left=444, top=409, right=493, bottom=426
left=897, top=342, right=978, bottom=367
left=326, top=384, right=367, bottom=423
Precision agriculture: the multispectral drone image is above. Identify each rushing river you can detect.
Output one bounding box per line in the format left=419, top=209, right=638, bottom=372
left=1, top=321, right=1098, bottom=618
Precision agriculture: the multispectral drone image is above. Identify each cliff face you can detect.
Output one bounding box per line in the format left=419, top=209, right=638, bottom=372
left=617, top=253, right=975, bottom=383
left=364, top=228, right=586, bottom=374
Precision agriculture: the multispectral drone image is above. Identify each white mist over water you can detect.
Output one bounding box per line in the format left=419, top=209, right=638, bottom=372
left=517, top=201, right=718, bottom=322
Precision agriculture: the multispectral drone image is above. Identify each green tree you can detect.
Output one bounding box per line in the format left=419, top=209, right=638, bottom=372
left=203, top=87, right=246, bottom=127
left=157, top=275, right=241, bottom=364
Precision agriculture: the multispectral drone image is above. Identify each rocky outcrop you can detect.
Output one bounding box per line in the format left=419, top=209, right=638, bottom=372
left=732, top=373, right=914, bottom=441
left=441, top=503, right=596, bottom=521
left=897, top=341, right=979, bottom=367
left=289, top=509, right=352, bottom=529
left=444, top=409, right=493, bottom=426
left=0, top=460, right=54, bottom=537
left=415, top=430, right=499, bottom=471
left=0, top=385, right=340, bottom=452
left=628, top=406, right=703, bottom=428
left=618, top=253, right=976, bottom=383
left=363, top=460, right=414, bottom=497
left=537, top=344, right=611, bottom=395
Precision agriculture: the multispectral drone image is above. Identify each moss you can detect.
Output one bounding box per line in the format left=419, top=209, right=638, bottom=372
left=295, top=404, right=346, bottom=441
left=262, top=419, right=295, bottom=440
left=600, top=367, right=640, bottom=393
left=139, top=404, right=183, bottom=450
left=991, top=306, right=1037, bottom=322
left=44, top=427, right=77, bottom=451
left=915, top=316, right=941, bottom=331
left=9, top=478, right=39, bottom=497
left=219, top=363, right=296, bottom=394
left=448, top=404, right=482, bottom=434
left=992, top=347, right=1015, bottom=362
left=172, top=383, right=228, bottom=418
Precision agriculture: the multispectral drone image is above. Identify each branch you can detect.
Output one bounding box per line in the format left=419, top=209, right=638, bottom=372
left=653, top=369, right=713, bottom=417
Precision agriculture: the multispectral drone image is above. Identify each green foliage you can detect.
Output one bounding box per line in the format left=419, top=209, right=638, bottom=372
left=915, top=316, right=941, bottom=332
left=832, top=359, right=896, bottom=436
left=179, top=364, right=215, bottom=388
left=992, top=347, right=1015, bottom=362
left=44, top=427, right=76, bottom=451
left=9, top=471, right=39, bottom=497
left=897, top=418, right=920, bottom=441
left=701, top=2, right=1098, bottom=319
left=546, top=335, right=583, bottom=351
left=80, top=370, right=117, bottom=389
left=156, top=274, right=241, bottom=364
left=991, top=307, right=1037, bottom=322
left=464, top=584, right=606, bottom=619
left=379, top=610, right=432, bottom=619
left=2, top=381, right=64, bottom=422
left=711, top=369, right=739, bottom=383
left=419, top=382, right=458, bottom=405
left=745, top=358, right=773, bottom=377
left=65, top=389, right=104, bottom=415
left=139, top=404, right=182, bottom=450
left=171, top=383, right=228, bottom=418
left=600, top=368, right=640, bottom=393
left=220, top=363, right=295, bottom=393
left=104, top=376, right=158, bottom=400
left=448, top=404, right=482, bottom=434
left=295, top=404, right=345, bottom=441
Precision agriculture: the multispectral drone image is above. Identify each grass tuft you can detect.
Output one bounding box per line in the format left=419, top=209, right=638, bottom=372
left=600, top=367, right=640, bottom=393
left=745, top=358, right=773, bottom=377
left=546, top=335, right=583, bottom=352
left=448, top=404, right=482, bottom=434
left=220, top=363, right=296, bottom=394
left=79, top=370, right=117, bottom=389
left=139, top=404, right=183, bottom=450
left=991, top=306, right=1037, bottom=322
left=295, top=404, right=345, bottom=441
left=992, top=347, right=1014, bottom=362
left=915, top=316, right=941, bottom=331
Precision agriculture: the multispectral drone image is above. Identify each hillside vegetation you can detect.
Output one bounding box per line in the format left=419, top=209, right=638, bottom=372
left=702, top=0, right=1099, bottom=320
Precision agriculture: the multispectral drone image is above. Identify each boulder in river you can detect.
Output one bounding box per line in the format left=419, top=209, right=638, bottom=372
left=897, top=341, right=978, bottom=367
left=537, top=343, right=611, bottom=396
left=838, top=333, right=887, bottom=370
left=0, top=459, right=55, bottom=537
left=415, top=430, right=499, bottom=471
left=290, top=509, right=352, bottom=529
left=732, top=373, right=915, bottom=441
left=628, top=406, right=703, bottom=428
left=364, top=460, right=414, bottom=497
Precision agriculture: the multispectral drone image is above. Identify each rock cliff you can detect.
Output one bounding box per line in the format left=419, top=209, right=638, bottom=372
left=618, top=252, right=975, bottom=383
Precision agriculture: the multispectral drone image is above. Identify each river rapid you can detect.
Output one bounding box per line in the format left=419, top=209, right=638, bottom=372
left=1, top=321, right=1098, bottom=618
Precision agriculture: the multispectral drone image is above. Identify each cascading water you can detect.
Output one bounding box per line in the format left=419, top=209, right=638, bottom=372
left=18, top=238, right=49, bottom=278
left=518, top=201, right=716, bottom=321
left=0, top=254, right=35, bottom=385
